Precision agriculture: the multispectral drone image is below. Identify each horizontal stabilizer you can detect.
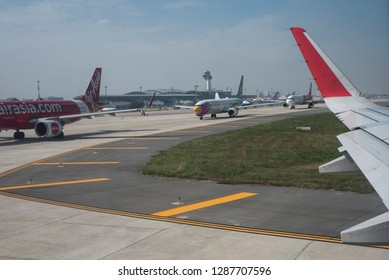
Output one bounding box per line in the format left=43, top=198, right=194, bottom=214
left=341, top=212, right=389, bottom=244
left=319, top=154, right=360, bottom=173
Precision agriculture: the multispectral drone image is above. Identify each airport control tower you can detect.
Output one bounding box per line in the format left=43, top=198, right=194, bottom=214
left=202, top=70, right=212, bottom=91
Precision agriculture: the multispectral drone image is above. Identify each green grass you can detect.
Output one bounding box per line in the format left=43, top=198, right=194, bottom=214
left=142, top=112, right=373, bottom=193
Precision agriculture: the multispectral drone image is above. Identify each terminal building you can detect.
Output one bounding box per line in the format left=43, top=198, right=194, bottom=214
left=98, top=71, right=234, bottom=109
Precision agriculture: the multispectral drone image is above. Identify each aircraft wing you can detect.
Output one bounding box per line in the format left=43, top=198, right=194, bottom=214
left=34, top=108, right=142, bottom=124
left=173, top=105, right=194, bottom=109
left=60, top=108, right=141, bottom=120
left=291, top=27, right=389, bottom=244
left=238, top=101, right=283, bottom=109
left=55, top=91, right=158, bottom=122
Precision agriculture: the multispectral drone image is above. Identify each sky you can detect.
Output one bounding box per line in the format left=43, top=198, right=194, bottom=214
left=0, top=0, right=388, bottom=99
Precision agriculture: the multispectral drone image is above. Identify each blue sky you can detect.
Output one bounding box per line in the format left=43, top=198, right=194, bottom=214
left=0, top=0, right=388, bottom=99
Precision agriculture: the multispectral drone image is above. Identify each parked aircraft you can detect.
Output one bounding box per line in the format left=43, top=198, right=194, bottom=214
left=291, top=27, right=389, bottom=244
left=283, top=82, right=314, bottom=109
left=0, top=68, right=146, bottom=139
left=176, top=75, right=261, bottom=120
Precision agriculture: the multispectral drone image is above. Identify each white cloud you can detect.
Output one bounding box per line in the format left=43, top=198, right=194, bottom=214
left=97, top=18, right=111, bottom=25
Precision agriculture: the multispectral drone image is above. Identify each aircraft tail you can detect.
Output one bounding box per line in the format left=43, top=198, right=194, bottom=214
left=81, top=68, right=102, bottom=111
left=236, top=75, right=244, bottom=97
left=290, top=27, right=360, bottom=98
left=147, top=91, right=157, bottom=107
left=272, top=91, right=280, bottom=100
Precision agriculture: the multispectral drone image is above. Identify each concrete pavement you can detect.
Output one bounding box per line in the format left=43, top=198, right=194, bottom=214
left=1, top=105, right=389, bottom=259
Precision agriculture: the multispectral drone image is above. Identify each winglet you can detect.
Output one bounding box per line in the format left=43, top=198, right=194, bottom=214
left=290, top=27, right=360, bottom=98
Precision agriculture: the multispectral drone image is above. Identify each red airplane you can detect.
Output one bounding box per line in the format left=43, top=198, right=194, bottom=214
left=0, top=68, right=145, bottom=139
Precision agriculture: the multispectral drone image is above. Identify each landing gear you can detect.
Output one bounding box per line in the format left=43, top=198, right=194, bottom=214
left=211, top=114, right=217, bottom=118
left=308, top=103, right=314, bottom=109
left=200, top=116, right=203, bottom=120
left=13, top=131, right=25, bottom=139
left=290, top=105, right=295, bottom=109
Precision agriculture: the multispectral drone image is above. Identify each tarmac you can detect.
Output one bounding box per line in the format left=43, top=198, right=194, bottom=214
left=1, top=105, right=389, bottom=259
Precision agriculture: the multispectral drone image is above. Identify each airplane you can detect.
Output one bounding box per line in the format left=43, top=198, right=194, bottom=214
left=0, top=68, right=149, bottom=140
left=176, top=75, right=261, bottom=120
left=243, top=91, right=281, bottom=106
left=283, top=82, right=314, bottom=109
left=101, top=91, right=157, bottom=115
left=290, top=27, right=389, bottom=244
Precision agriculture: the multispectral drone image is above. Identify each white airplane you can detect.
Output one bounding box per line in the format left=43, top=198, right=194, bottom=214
left=283, top=82, right=314, bottom=109
left=177, top=75, right=263, bottom=120
left=244, top=91, right=281, bottom=106
left=291, top=27, right=389, bottom=244
left=101, top=91, right=157, bottom=115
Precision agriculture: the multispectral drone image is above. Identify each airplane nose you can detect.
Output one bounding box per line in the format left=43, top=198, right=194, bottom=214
left=194, top=105, right=202, bottom=116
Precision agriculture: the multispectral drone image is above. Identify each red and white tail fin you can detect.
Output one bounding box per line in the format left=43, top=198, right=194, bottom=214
left=81, top=68, right=102, bottom=112
left=290, top=27, right=360, bottom=98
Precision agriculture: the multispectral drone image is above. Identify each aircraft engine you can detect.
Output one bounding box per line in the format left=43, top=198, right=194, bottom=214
left=34, top=120, right=63, bottom=138
left=228, top=108, right=239, bottom=117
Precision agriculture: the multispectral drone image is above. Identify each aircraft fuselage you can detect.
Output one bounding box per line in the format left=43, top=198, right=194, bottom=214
left=193, top=98, right=242, bottom=117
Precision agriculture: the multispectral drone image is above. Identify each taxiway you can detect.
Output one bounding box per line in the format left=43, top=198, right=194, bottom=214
left=1, top=105, right=388, bottom=259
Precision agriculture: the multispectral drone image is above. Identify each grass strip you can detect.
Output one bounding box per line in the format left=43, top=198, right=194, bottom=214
left=142, top=112, right=373, bottom=193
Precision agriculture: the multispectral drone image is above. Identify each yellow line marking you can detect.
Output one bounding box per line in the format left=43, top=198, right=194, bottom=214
left=153, top=192, right=257, bottom=217
left=83, top=147, right=149, bottom=150
left=125, top=137, right=180, bottom=140
left=0, top=178, right=110, bottom=191
left=33, top=162, right=120, bottom=165
left=3, top=191, right=389, bottom=249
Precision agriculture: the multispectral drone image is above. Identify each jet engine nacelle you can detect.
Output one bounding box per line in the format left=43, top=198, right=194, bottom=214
left=34, top=120, right=63, bottom=138
left=228, top=107, right=239, bottom=117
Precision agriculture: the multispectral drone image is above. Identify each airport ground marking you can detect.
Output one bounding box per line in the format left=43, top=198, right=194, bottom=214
left=0, top=178, right=110, bottom=191
left=33, top=162, right=120, bottom=165
left=152, top=192, right=257, bottom=217
left=4, top=191, right=389, bottom=249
